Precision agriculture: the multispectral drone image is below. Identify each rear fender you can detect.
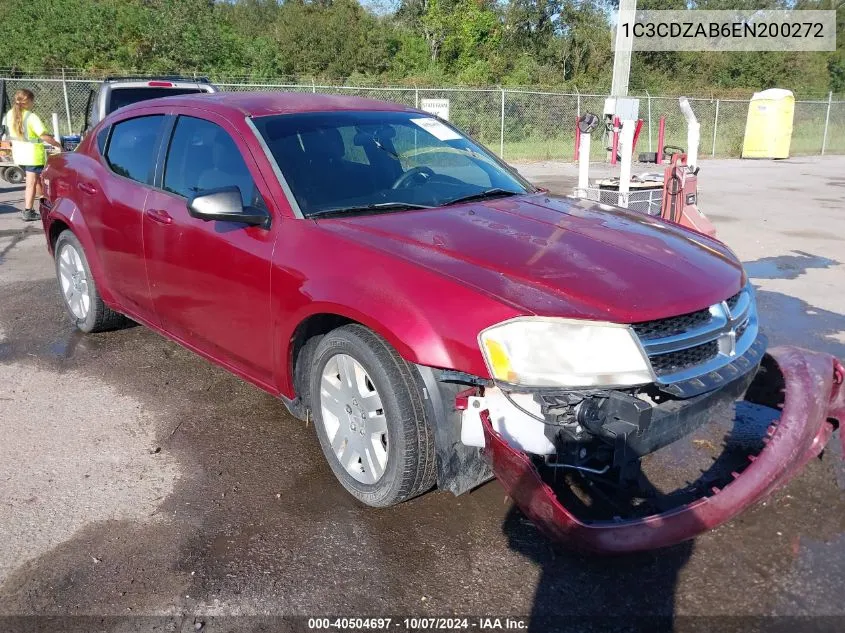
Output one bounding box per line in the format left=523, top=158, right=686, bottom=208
left=46, top=198, right=119, bottom=308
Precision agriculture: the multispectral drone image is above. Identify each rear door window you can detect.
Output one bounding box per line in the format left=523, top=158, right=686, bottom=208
left=162, top=115, right=265, bottom=209
left=104, top=115, right=165, bottom=185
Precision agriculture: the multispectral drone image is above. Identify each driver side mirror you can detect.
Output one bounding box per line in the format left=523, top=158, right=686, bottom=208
left=187, top=186, right=270, bottom=229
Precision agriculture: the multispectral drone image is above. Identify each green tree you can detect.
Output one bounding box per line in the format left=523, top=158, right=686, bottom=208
left=0, top=0, right=838, bottom=94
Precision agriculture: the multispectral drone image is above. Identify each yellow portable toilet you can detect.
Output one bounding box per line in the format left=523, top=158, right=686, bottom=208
left=741, top=88, right=795, bottom=159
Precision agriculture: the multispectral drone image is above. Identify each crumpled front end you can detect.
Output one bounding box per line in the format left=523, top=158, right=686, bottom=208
left=481, top=346, right=845, bottom=554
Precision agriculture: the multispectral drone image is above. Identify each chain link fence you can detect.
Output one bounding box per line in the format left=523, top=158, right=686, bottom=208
left=3, top=74, right=844, bottom=162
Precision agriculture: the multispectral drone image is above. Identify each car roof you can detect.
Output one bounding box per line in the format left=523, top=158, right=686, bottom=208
left=114, top=91, right=419, bottom=118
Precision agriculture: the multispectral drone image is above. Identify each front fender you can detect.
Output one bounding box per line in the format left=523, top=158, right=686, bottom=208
left=272, top=223, right=520, bottom=398
left=285, top=299, right=443, bottom=372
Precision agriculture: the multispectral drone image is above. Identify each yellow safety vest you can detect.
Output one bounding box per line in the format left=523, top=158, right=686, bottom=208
left=3, top=108, right=47, bottom=166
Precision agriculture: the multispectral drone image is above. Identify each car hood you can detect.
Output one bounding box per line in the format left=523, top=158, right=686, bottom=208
left=317, top=194, right=745, bottom=323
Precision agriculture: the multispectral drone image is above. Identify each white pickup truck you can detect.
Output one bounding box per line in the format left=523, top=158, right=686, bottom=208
left=0, top=76, right=218, bottom=183
left=81, top=75, right=218, bottom=134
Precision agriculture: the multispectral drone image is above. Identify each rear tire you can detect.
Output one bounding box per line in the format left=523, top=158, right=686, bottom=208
left=308, top=324, right=436, bottom=507
left=54, top=230, right=128, bottom=333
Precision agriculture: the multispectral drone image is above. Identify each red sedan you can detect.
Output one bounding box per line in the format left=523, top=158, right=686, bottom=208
left=40, top=93, right=844, bottom=552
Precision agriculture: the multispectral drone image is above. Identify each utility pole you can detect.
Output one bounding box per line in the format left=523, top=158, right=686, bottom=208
left=611, top=0, right=636, bottom=97
left=607, top=0, right=636, bottom=167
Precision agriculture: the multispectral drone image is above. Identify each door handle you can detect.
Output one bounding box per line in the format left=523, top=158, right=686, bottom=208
left=77, top=182, right=98, bottom=195
left=145, top=208, right=173, bottom=225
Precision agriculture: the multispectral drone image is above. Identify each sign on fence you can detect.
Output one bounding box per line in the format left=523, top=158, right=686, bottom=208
left=420, top=98, right=450, bottom=121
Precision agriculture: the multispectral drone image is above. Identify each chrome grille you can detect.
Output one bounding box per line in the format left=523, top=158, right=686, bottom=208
left=632, top=308, right=712, bottom=340
left=633, top=284, right=759, bottom=385
left=726, top=291, right=742, bottom=312
left=650, top=341, right=719, bottom=376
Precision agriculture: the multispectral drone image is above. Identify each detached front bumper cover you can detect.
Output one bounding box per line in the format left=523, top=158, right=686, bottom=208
left=482, top=346, right=845, bottom=554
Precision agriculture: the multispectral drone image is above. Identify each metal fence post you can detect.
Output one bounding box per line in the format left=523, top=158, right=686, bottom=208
left=575, top=86, right=581, bottom=118
left=61, top=68, right=72, bottom=135
left=312, top=77, right=316, bottom=94
left=500, top=88, right=505, bottom=158
left=822, top=91, right=832, bottom=155
left=646, top=90, right=652, bottom=152
left=712, top=99, right=719, bottom=157
left=415, top=87, right=419, bottom=109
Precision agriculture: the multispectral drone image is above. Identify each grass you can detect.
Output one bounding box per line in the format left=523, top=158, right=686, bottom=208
left=495, top=119, right=841, bottom=163
left=502, top=136, right=576, bottom=162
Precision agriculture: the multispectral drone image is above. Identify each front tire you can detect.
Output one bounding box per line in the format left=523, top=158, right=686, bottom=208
left=308, top=324, right=436, bottom=507
left=54, top=230, right=127, bottom=333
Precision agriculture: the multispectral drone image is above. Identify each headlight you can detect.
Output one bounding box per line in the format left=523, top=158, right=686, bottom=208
left=478, top=317, right=653, bottom=388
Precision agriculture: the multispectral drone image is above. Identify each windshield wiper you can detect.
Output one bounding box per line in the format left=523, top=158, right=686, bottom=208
left=309, top=202, right=433, bottom=218
left=442, top=188, right=521, bottom=206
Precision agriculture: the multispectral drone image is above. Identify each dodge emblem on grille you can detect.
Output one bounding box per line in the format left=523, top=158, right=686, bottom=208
left=719, top=330, right=738, bottom=356
left=717, top=301, right=737, bottom=356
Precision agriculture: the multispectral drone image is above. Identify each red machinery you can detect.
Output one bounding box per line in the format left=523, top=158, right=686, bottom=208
left=574, top=98, right=717, bottom=239
left=660, top=151, right=716, bottom=238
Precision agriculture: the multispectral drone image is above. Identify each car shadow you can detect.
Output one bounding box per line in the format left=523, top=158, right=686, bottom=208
left=502, top=500, right=690, bottom=632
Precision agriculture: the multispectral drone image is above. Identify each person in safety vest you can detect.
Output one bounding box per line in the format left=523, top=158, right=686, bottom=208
left=2, top=89, right=62, bottom=221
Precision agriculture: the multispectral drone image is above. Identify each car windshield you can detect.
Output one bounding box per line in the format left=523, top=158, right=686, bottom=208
left=251, top=110, right=533, bottom=218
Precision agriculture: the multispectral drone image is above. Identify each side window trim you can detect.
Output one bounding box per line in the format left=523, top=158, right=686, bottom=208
left=98, top=124, right=113, bottom=158
left=152, top=114, right=177, bottom=190
left=244, top=116, right=304, bottom=219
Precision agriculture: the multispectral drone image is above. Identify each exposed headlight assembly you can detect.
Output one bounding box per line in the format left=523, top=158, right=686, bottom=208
left=478, top=317, right=653, bottom=389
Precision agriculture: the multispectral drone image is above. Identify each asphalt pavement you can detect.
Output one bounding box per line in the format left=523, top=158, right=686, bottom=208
left=0, top=157, right=843, bottom=631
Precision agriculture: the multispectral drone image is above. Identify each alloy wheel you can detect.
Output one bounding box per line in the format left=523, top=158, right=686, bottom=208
left=58, top=244, right=91, bottom=320
left=319, top=353, right=389, bottom=484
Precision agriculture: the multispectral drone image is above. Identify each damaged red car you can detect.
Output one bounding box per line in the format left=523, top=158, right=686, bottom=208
left=39, top=93, right=845, bottom=553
